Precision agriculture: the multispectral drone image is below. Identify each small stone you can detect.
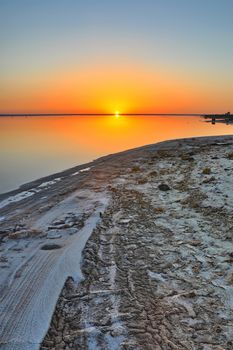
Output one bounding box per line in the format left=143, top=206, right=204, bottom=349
left=227, top=151, right=233, bottom=159
left=119, top=219, right=131, bottom=224
left=137, top=178, right=148, bottom=185
left=202, top=167, right=211, bottom=175
left=66, top=228, right=78, bottom=235
left=227, top=272, right=233, bottom=284
left=158, top=184, right=170, bottom=191
left=181, top=154, right=194, bottom=161
left=131, top=165, right=141, bottom=172
left=8, top=229, right=42, bottom=239
left=149, top=171, right=157, bottom=177
left=14, top=224, right=25, bottom=232
left=213, top=325, right=222, bottom=333
left=40, top=244, right=62, bottom=250
left=42, top=340, right=54, bottom=347
left=202, top=176, right=216, bottom=183
left=190, top=240, right=202, bottom=246
left=47, top=231, right=62, bottom=239
left=53, top=219, right=65, bottom=225
left=192, top=264, right=201, bottom=273
left=0, top=256, right=8, bottom=263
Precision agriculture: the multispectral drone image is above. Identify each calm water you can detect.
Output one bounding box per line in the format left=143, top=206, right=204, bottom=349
left=0, top=115, right=232, bottom=194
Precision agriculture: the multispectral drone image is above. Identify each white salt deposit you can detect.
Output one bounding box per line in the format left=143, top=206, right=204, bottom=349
left=38, top=178, right=61, bottom=188
left=0, top=178, right=61, bottom=209
left=72, top=171, right=80, bottom=176
left=80, top=167, right=91, bottom=172
left=0, top=188, right=109, bottom=350
left=0, top=190, right=35, bottom=209
left=72, top=167, right=91, bottom=176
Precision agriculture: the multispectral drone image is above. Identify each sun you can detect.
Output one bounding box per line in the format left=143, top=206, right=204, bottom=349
left=115, top=111, right=120, bottom=118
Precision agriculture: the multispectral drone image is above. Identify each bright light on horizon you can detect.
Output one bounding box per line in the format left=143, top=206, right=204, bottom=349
left=115, top=111, right=120, bottom=117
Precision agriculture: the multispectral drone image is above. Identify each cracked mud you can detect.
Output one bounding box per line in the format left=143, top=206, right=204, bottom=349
left=41, top=138, right=233, bottom=350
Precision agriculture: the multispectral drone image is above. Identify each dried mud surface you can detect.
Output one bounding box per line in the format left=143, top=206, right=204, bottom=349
left=40, top=137, right=233, bottom=350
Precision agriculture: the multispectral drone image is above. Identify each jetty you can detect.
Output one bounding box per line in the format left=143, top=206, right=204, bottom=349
left=203, top=111, right=233, bottom=124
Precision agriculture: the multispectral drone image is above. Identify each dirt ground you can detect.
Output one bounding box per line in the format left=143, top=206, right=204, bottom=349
left=40, top=137, right=233, bottom=350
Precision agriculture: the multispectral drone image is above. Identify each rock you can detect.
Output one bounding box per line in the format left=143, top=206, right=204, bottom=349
left=227, top=151, right=233, bottom=159
left=66, top=228, right=78, bottom=236
left=8, top=229, right=43, bottom=239
left=47, top=231, right=62, bottom=239
left=202, top=176, right=216, bottom=183
left=0, top=256, right=8, bottom=263
left=149, top=171, right=157, bottom=177
left=53, top=219, right=65, bottom=225
left=48, top=223, right=73, bottom=230
left=202, top=167, right=211, bottom=175
left=11, top=247, right=23, bottom=252
left=227, top=272, right=233, bottom=284
left=158, top=184, right=170, bottom=191
left=14, top=223, right=25, bottom=232
left=119, top=219, right=131, bottom=224
left=131, top=166, right=141, bottom=172
left=192, top=264, right=201, bottom=273
left=189, top=240, right=202, bottom=246
left=138, top=178, right=148, bottom=185
left=181, top=154, right=194, bottom=161
left=153, top=207, right=165, bottom=214
left=40, top=244, right=62, bottom=250
left=8, top=231, right=26, bottom=239
left=42, top=340, right=54, bottom=347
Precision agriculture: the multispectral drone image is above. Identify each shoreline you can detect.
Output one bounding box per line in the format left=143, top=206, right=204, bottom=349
left=1, top=134, right=232, bottom=201
left=1, top=134, right=233, bottom=349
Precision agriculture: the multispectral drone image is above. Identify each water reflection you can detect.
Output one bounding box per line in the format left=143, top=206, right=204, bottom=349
left=0, top=115, right=233, bottom=193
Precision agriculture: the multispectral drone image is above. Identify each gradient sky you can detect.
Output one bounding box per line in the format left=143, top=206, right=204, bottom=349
left=1, top=0, right=233, bottom=114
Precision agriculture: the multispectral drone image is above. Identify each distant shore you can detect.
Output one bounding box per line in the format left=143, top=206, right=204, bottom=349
left=1, top=135, right=233, bottom=350
left=0, top=113, right=203, bottom=117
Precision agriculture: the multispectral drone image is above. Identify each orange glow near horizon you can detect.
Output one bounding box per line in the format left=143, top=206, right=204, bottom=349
left=1, top=61, right=232, bottom=115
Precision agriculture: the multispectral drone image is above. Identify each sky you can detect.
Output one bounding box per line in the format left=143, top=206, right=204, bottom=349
left=1, top=0, right=233, bottom=114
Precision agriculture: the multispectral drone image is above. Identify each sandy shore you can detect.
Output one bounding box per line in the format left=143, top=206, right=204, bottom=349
left=1, top=135, right=233, bottom=349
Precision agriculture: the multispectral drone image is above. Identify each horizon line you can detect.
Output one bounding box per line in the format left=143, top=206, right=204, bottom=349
left=0, top=113, right=206, bottom=117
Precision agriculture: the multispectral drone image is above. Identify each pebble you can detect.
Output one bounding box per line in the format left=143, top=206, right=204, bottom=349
left=158, top=183, right=171, bottom=191
left=47, top=231, right=62, bottom=239
left=119, top=219, right=131, bottom=224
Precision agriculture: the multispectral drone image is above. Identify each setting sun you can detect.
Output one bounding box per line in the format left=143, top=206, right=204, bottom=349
left=115, top=111, right=120, bottom=117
